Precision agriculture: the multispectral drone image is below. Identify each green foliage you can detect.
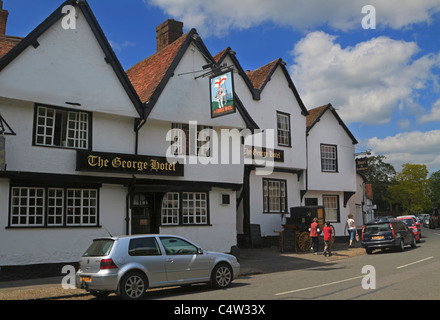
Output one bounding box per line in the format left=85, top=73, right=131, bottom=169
left=429, top=170, right=440, bottom=208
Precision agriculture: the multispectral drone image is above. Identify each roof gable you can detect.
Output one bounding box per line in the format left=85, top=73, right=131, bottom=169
left=0, top=0, right=143, bottom=117
left=306, top=103, right=358, bottom=144
left=247, top=58, right=309, bottom=116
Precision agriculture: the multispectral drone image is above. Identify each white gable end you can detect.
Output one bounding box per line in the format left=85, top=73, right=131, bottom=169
left=0, top=9, right=138, bottom=117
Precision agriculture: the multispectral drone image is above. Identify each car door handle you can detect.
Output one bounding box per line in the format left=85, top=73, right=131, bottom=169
left=166, top=258, right=174, bottom=263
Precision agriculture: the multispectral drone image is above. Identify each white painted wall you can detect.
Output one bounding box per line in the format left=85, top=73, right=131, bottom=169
left=0, top=181, right=126, bottom=266
left=307, top=110, right=356, bottom=192
left=0, top=10, right=138, bottom=118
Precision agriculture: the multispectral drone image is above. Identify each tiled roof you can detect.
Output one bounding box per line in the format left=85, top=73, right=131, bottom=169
left=126, top=31, right=191, bottom=104
left=247, top=59, right=279, bottom=90
left=306, top=104, right=329, bottom=129
left=0, top=35, right=22, bottom=58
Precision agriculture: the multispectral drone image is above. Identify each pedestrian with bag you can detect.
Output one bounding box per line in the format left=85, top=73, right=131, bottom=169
left=309, top=217, right=320, bottom=255
left=323, top=222, right=333, bottom=257
left=344, top=214, right=357, bottom=248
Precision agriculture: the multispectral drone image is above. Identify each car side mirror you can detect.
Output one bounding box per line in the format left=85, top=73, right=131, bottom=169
left=197, top=248, right=204, bottom=254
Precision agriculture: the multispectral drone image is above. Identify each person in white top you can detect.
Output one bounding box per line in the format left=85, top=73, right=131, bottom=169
left=344, top=214, right=357, bottom=248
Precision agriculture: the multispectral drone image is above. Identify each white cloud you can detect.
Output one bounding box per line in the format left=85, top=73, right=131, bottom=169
left=144, top=0, right=440, bottom=36
left=365, top=130, right=440, bottom=172
left=419, top=99, right=440, bottom=123
left=289, top=32, right=439, bottom=124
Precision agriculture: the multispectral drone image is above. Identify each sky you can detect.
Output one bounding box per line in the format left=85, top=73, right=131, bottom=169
left=3, top=0, right=440, bottom=174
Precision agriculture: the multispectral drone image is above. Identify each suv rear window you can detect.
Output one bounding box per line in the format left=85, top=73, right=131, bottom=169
left=364, top=223, right=390, bottom=233
left=82, top=239, right=114, bottom=257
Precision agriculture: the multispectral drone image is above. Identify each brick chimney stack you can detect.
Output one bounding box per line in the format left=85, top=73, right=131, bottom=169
left=156, top=19, right=183, bottom=52
left=0, top=0, right=9, bottom=36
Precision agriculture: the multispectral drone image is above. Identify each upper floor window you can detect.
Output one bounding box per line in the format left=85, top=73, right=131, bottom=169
left=321, top=144, right=338, bottom=172
left=171, top=123, right=212, bottom=157
left=277, top=112, right=291, bottom=147
left=34, top=105, right=91, bottom=149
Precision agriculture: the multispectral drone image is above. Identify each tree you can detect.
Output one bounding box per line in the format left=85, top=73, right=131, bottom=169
left=429, top=170, right=440, bottom=209
left=362, top=155, right=396, bottom=212
left=388, top=164, right=431, bottom=214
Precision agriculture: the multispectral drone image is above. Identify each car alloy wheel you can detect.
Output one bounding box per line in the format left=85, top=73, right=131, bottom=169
left=120, top=271, right=147, bottom=300
left=212, top=263, right=232, bottom=289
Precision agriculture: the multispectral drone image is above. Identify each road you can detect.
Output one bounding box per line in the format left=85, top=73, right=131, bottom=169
left=144, top=227, right=440, bottom=300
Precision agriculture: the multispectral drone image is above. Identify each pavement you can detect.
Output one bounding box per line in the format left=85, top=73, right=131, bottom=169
left=0, top=241, right=365, bottom=300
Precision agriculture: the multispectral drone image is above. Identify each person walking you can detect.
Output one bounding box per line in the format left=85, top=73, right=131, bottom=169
left=309, top=217, right=320, bottom=255
left=344, top=214, right=357, bottom=248
left=323, top=222, right=333, bottom=257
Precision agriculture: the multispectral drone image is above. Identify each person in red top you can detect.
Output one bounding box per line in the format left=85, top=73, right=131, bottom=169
left=323, top=222, right=333, bottom=257
left=309, top=218, right=320, bottom=255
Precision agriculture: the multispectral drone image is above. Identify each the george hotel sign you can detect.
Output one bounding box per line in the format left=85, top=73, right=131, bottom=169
left=76, top=151, right=184, bottom=176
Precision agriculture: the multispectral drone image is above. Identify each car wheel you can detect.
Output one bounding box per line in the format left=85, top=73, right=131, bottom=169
left=119, top=271, right=148, bottom=300
left=411, top=236, right=416, bottom=248
left=211, top=263, right=233, bottom=289
left=397, top=239, right=405, bottom=252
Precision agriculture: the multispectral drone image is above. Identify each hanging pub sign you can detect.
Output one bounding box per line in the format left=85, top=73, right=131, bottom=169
left=356, top=157, right=368, bottom=172
left=76, top=151, right=184, bottom=176
left=210, top=70, right=236, bottom=118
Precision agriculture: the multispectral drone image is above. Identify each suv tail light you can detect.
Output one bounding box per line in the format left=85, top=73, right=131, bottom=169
left=361, top=225, right=365, bottom=240
left=100, top=259, right=118, bottom=270
left=389, top=223, right=396, bottom=238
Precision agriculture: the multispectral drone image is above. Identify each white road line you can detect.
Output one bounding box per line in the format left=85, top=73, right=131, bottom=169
left=396, top=256, right=434, bottom=269
left=275, top=275, right=364, bottom=296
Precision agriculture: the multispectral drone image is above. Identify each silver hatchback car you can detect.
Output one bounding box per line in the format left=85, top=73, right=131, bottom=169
left=76, top=234, right=240, bottom=299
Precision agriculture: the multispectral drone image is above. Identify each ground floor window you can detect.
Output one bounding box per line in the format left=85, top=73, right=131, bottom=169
left=263, top=179, right=287, bottom=213
left=323, top=195, right=340, bottom=222
left=10, top=186, right=99, bottom=227
left=161, top=192, right=209, bottom=226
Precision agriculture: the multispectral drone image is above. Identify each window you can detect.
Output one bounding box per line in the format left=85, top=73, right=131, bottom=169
left=171, top=123, right=212, bottom=157
left=10, top=186, right=99, bottom=227
left=161, top=192, right=209, bottom=226
left=161, top=192, right=180, bottom=225
left=183, top=192, right=207, bottom=224
left=323, top=195, right=339, bottom=222
left=129, top=237, right=161, bottom=256
left=277, top=112, right=291, bottom=146
left=34, top=105, right=90, bottom=149
left=263, top=179, right=287, bottom=213
left=321, top=144, right=338, bottom=172
left=160, top=237, right=198, bottom=255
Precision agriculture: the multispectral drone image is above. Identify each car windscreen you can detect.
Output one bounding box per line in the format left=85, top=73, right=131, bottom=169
left=364, top=223, right=390, bottom=234
left=82, top=239, right=114, bottom=257
left=400, top=218, right=414, bottom=226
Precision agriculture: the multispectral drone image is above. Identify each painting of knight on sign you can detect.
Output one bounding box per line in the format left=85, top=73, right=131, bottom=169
left=210, top=71, right=236, bottom=118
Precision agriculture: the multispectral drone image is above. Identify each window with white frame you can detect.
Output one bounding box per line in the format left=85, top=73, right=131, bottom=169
left=321, top=144, right=338, bottom=172
left=277, top=112, right=291, bottom=146
left=10, top=186, right=98, bottom=227
left=35, top=105, right=90, bottom=149
left=171, top=123, right=212, bottom=157
left=323, top=195, right=339, bottom=222
left=161, top=192, right=180, bottom=225
left=263, top=179, right=287, bottom=213
left=66, top=189, right=98, bottom=226
left=161, top=192, right=209, bottom=226
left=183, top=192, right=207, bottom=224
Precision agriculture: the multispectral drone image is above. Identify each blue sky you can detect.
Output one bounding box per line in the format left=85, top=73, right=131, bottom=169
left=3, top=0, right=440, bottom=174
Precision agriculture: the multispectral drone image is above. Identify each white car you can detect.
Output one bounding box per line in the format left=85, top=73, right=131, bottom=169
left=76, top=234, right=240, bottom=299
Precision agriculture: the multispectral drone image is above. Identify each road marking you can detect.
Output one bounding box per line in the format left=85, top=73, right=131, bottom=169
left=396, top=256, right=434, bottom=269
left=275, top=275, right=364, bottom=296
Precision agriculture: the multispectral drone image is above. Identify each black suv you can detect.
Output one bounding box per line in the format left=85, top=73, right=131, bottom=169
left=361, top=220, right=416, bottom=254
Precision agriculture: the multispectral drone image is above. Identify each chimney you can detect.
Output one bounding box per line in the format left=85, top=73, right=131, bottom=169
left=155, top=19, right=183, bottom=52
left=0, top=0, right=9, bottom=36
